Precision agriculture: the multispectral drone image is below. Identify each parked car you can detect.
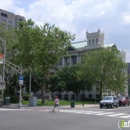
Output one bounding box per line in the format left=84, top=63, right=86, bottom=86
left=118, top=96, right=130, bottom=106
left=99, top=96, right=119, bottom=108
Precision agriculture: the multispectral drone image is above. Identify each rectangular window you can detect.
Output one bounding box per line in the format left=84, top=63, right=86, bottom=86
left=1, top=12, right=7, bottom=18
left=89, top=94, right=92, bottom=98
left=8, top=21, right=13, bottom=24
left=73, top=56, right=77, bottom=64
left=64, top=94, right=68, bottom=100
left=71, top=94, right=75, bottom=100
left=81, top=94, right=85, bottom=101
left=96, top=87, right=99, bottom=91
left=96, top=94, right=99, bottom=98
left=66, top=57, right=70, bottom=65
left=59, top=58, right=62, bottom=65
left=19, top=18, right=23, bottom=21
left=96, top=39, right=98, bottom=44
left=92, top=39, right=94, bottom=45
left=0, top=18, right=7, bottom=22
left=58, top=94, right=62, bottom=99
left=89, top=39, right=91, bottom=46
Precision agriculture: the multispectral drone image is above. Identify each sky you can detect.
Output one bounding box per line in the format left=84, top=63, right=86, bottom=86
left=0, top=0, right=130, bottom=62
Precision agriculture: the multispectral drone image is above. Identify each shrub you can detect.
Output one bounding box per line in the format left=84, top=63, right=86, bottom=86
left=85, top=98, right=100, bottom=102
left=10, top=96, right=19, bottom=103
left=23, top=94, right=30, bottom=100
left=4, top=96, right=19, bottom=103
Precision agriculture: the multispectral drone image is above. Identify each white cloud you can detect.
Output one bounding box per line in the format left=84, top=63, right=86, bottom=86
left=0, top=0, right=25, bottom=16
left=0, top=0, right=130, bottom=62
left=0, top=0, right=14, bottom=10
left=122, top=14, right=130, bottom=24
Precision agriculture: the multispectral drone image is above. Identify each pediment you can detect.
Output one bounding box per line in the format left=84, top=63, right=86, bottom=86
left=68, top=46, right=76, bottom=51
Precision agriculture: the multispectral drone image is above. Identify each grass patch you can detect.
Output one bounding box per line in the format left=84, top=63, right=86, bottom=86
left=22, top=100, right=98, bottom=106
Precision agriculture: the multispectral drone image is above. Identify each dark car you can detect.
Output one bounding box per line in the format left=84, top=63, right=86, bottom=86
left=99, top=96, right=119, bottom=108
left=118, top=96, right=130, bottom=106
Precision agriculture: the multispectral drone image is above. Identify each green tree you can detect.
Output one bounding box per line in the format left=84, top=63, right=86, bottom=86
left=48, top=75, right=66, bottom=92
left=15, top=19, right=75, bottom=104
left=23, top=71, right=41, bottom=94
left=81, top=47, right=127, bottom=100
left=50, top=65, right=92, bottom=101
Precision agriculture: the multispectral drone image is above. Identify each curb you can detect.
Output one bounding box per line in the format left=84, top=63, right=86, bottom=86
left=0, top=104, right=99, bottom=109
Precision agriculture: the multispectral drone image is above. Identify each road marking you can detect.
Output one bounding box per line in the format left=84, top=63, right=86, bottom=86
left=94, top=112, right=115, bottom=115
left=119, top=115, right=130, bottom=119
left=0, top=108, right=26, bottom=111
left=83, top=111, right=104, bottom=114
left=105, top=113, right=127, bottom=117
left=1, top=108, right=130, bottom=119
left=51, top=110, right=130, bottom=119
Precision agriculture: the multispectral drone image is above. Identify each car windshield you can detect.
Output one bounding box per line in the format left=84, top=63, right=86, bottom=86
left=118, top=97, right=125, bottom=100
left=103, top=97, right=112, bottom=100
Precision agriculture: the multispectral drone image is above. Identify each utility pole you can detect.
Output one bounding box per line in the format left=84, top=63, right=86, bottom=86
left=29, top=73, right=31, bottom=95
left=18, top=67, right=23, bottom=108
left=0, top=37, right=6, bottom=106
left=5, top=60, right=23, bottom=108
left=0, top=37, right=23, bottom=108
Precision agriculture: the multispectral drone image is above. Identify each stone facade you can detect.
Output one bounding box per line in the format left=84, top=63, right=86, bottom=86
left=49, top=29, right=128, bottom=100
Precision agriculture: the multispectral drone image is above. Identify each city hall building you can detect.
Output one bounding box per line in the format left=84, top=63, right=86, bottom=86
left=48, top=29, right=127, bottom=100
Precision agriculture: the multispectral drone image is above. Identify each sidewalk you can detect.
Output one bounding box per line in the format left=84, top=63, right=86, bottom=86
left=0, top=103, right=99, bottom=109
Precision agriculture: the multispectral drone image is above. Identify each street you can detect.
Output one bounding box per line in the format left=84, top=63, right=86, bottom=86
left=0, top=106, right=130, bottom=130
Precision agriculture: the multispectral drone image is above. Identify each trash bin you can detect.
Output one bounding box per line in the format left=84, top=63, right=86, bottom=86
left=71, top=100, right=75, bottom=108
left=29, top=96, right=37, bottom=106
left=4, top=97, right=10, bottom=106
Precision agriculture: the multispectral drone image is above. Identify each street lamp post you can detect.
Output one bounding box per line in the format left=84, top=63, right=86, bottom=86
left=18, top=68, right=23, bottom=108
left=82, top=91, right=85, bottom=107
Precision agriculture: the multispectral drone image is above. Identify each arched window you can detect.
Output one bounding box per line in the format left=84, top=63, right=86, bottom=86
left=89, top=39, right=91, bottom=46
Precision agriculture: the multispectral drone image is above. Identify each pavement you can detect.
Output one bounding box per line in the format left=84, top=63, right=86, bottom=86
left=0, top=103, right=99, bottom=109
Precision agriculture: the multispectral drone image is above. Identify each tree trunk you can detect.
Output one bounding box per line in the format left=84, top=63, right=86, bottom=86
left=75, top=91, right=79, bottom=101
left=99, top=82, right=102, bottom=101
left=41, top=76, right=46, bottom=104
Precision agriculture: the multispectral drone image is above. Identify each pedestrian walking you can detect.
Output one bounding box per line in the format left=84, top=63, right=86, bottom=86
left=52, top=96, right=60, bottom=112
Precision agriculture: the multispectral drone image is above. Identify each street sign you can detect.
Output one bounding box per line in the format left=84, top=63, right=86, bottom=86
left=19, top=75, right=23, bottom=85
left=0, top=54, right=4, bottom=64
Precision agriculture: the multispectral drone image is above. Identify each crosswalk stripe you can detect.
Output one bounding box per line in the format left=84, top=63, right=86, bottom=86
left=55, top=110, right=129, bottom=119
left=106, top=113, right=127, bottom=117
left=0, top=109, right=17, bottom=111
left=83, top=111, right=104, bottom=114
left=1, top=108, right=130, bottom=119
left=94, top=112, right=115, bottom=115
left=0, top=109, right=24, bottom=111
left=119, top=115, right=130, bottom=119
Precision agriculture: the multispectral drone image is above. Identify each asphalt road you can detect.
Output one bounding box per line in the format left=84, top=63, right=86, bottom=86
left=0, top=106, right=130, bottom=130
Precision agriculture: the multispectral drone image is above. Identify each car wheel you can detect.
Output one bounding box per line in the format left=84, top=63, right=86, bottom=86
left=123, top=103, right=126, bottom=106
left=128, top=103, right=129, bottom=106
left=100, top=105, right=102, bottom=109
left=111, top=104, right=114, bottom=108
left=116, top=104, right=119, bottom=108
